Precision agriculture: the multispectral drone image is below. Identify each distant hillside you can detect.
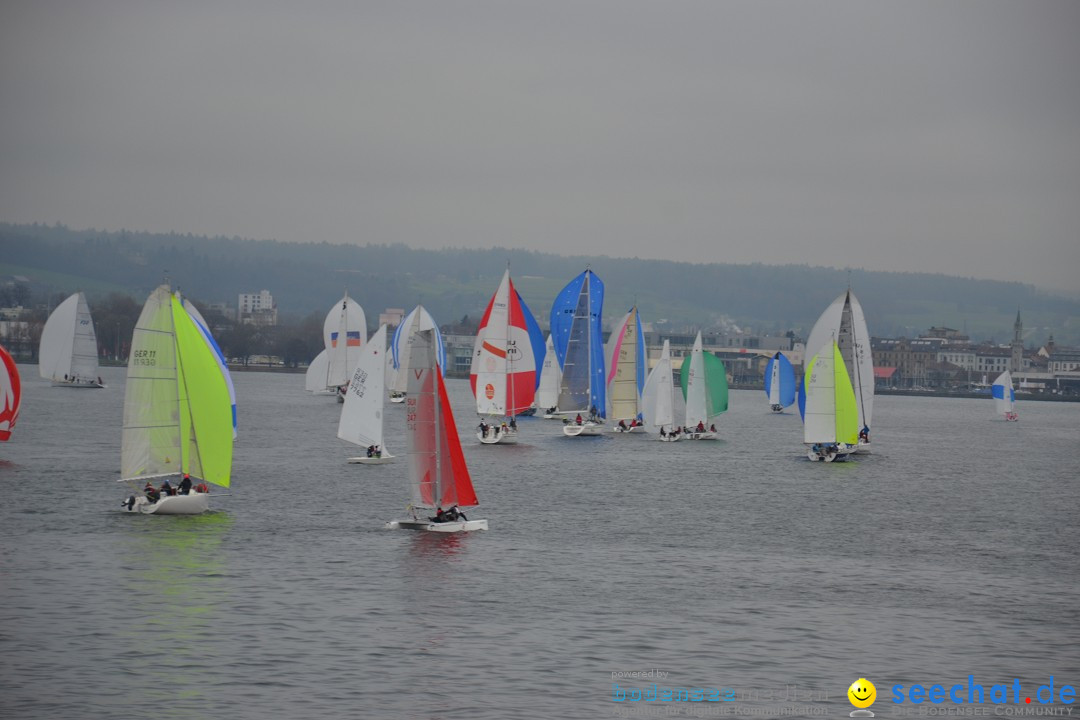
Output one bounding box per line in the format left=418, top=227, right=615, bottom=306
left=2, top=222, right=1077, bottom=345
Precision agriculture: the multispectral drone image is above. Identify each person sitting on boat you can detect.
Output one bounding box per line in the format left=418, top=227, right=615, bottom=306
left=509, top=417, right=517, bottom=431
left=659, top=427, right=667, bottom=438
left=696, top=421, right=706, bottom=433
left=478, top=421, right=488, bottom=437
left=160, top=479, right=176, bottom=497
left=547, top=406, right=557, bottom=414
left=430, top=507, right=446, bottom=523
left=859, top=426, right=870, bottom=443
left=575, top=413, right=583, bottom=425
left=618, top=419, right=627, bottom=431
left=709, top=424, right=716, bottom=433
left=373, top=445, right=381, bottom=458
left=178, top=473, right=192, bottom=495
left=366, top=445, right=375, bottom=457
left=447, top=505, right=467, bottom=522
left=144, top=482, right=160, bottom=503
left=195, top=482, right=208, bottom=494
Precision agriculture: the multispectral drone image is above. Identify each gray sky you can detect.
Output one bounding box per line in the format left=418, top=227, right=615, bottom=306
left=2, top=1, right=1078, bottom=292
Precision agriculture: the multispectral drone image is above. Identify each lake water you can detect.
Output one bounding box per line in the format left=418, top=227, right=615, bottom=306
left=1, top=364, right=1078, bottom=719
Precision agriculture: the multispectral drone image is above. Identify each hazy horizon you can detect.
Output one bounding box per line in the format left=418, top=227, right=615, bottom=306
left=2, top=1, right=1078, bottom=292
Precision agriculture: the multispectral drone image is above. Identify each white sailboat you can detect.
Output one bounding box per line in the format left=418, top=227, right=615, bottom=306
left=338, top=325, right=395, bottom=463
left=120, top=286, right=233, bottom=514
left=386, top=329, right=487, bottom=533
left=389, top=305, right=446, bottom=403
left=323, top=293, right=367, bottom=399
left=805, top=289, right=874, bottom=449
left=470, top=269, right=544, bottom=445
left=680, top=332, right=728, bottom=440
left=992, top=370, right=1019, bottom=421
left=641, top=340, right=679, bottom=441
left=803, top=340, right=859, bottom=462
left=606, top=306, right=647, bottom=433
left=537, top=335, right=562, bottom=418
left=304, top=349, right=334, bottom=394
left=39, top=292, right=104, bottom=388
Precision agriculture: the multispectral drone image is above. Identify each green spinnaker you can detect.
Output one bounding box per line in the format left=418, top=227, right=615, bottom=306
left=172, top=295, right=233, bottom=488
left=831, top=343, right=859, bottom=445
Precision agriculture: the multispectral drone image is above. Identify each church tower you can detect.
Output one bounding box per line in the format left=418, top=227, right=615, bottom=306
left=1011, top=309, right=1024, bottom=373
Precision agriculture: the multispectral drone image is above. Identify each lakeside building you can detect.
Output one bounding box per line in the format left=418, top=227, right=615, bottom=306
left=238, top=290, right=277, bottom=326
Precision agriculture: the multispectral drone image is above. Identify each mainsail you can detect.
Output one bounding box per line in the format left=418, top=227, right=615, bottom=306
left=338, top=325, right=390, bottom=451
left=605, top=306, right=646, bottom=422
left=535, top=335, right=561, bottom=411
left=39, top=292, right=100, bottom=383
left=470, top=269, right=545, bottom=417
left=406, top=329, right=479, bottom=510
left=641, top=339, right=675, bottom=432
left=805, top=290, right=874, bottom=432
left=324, top=293, right=367, bottom=389
left=802, top=341, right=859, bottom=446
left=121, top=286, right=233, bottom=487
left=550, top=269, right=605, bottom=415
left=680, top=332, right=729, bottom=427
left=765, top=351, right=796, bottom=409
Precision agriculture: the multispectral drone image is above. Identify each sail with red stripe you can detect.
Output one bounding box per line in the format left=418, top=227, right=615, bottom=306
left=469, top=269, right=545, bottom=417
left=407, top=329, right=479, bottom=510
left=0, top=343, right=21, bottom=442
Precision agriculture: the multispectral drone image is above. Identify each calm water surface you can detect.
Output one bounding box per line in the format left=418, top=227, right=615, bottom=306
left=1, top=365, right=1078, bottom=719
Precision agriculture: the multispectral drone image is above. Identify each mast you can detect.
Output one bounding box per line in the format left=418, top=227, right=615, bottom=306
left=585, top=271, right=592, bottom=413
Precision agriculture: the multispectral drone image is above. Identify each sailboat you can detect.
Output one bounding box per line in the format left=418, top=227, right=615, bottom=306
left=386, top=329, right=487, bottom=532
left=641, top=340, right=679, bottom=441
left=551, top=269, right=606, bottom=437
left=469, top=269, right=545, bottom=445
left=764, top=351, right=796, bottom=412
left=323, top=293, right=367, bottom=400
left=679, top=332, right=728, bottom=440
left=803, top=340, right=859, bottom=462
left=304, top=349, right=332, bottom=393
left=182, top=299, right=238, bottom=439
left=38, top=292, right=104, bottom=388
left=606, top=306, right=647, bottom=433
left=537, top=335, right=562, bottom=418
left=992, top=370, right=1019, bottom=421
left=805, top=289, right=874, bottom=449
left=0, top=343, right=21, bottom=442
left=338, top=325, right=396, bottom=463
left=389, top=305, right=446, bottom=403
left=120, top=286, right=233, bottom=514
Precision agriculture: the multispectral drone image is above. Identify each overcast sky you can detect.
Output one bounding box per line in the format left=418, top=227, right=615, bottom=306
left=2, top=1, right=1078, bottom=292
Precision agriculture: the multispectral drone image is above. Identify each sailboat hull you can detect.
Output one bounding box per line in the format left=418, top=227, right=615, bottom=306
left=122, top=493, right=211, bottom=515
left=562, top=422, right=603, bottom=437
left=51, top=380, right=105, bottom=389
left=386, top=518, right=488, bottom=532
left=806, top=444, right=855, bottom=462
left=477, top=429, right=518, bottom=444
left=348, top=454, right=395, bottom=464
left=610, top=424, right=644, bottom=434
left=686, top=432, right=718, bottom=441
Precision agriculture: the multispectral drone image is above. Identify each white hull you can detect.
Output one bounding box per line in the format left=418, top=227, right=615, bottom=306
left=852, top=439, right=872, bottom=454
left=562, top=421, right=603, bottom=437
left=347, top=453, right=395, bottom=464
left=659, top=434, right=681, bottom=442
left=386, top=518, right=488, bottom=533
left=611, top=424, right=644, bottom=434
left=685, top=431, right=718, bottom=441
left=51, top=380, right=105, bottom=389
left=477, top=429, right=518, bottom=445
left=806, top=444, right=855, bottom=462
left=122, top=492, right=211, bottom=515
left=389, top=393, right=406, bottom=404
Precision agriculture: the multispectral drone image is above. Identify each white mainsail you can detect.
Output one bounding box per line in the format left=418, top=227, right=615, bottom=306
left=323, top=293, right=367, bottom=389
left=641, top=340, right=675, bottom=432
left=305, top=349, right=330, bottom=392
left=536, top=334, right=561, bottom=411
left=39, top=292, right=100, bottom=383
left=684, top=333, right=708, bottom=429
left=805, top=290, right=874, bottom=431
left=338, top=325, right=390, bottom=452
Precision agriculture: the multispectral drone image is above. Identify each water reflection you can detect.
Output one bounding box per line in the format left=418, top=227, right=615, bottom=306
left=114, top=512, right=233, bottom=714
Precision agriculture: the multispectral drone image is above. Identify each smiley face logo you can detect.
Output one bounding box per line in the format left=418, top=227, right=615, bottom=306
left=848, top=678, right=876, bottom=709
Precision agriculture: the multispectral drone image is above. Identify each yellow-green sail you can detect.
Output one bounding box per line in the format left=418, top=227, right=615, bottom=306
left=830, top=342, right=859, bottom=445
left=172, top=295, right=233, bottom=488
